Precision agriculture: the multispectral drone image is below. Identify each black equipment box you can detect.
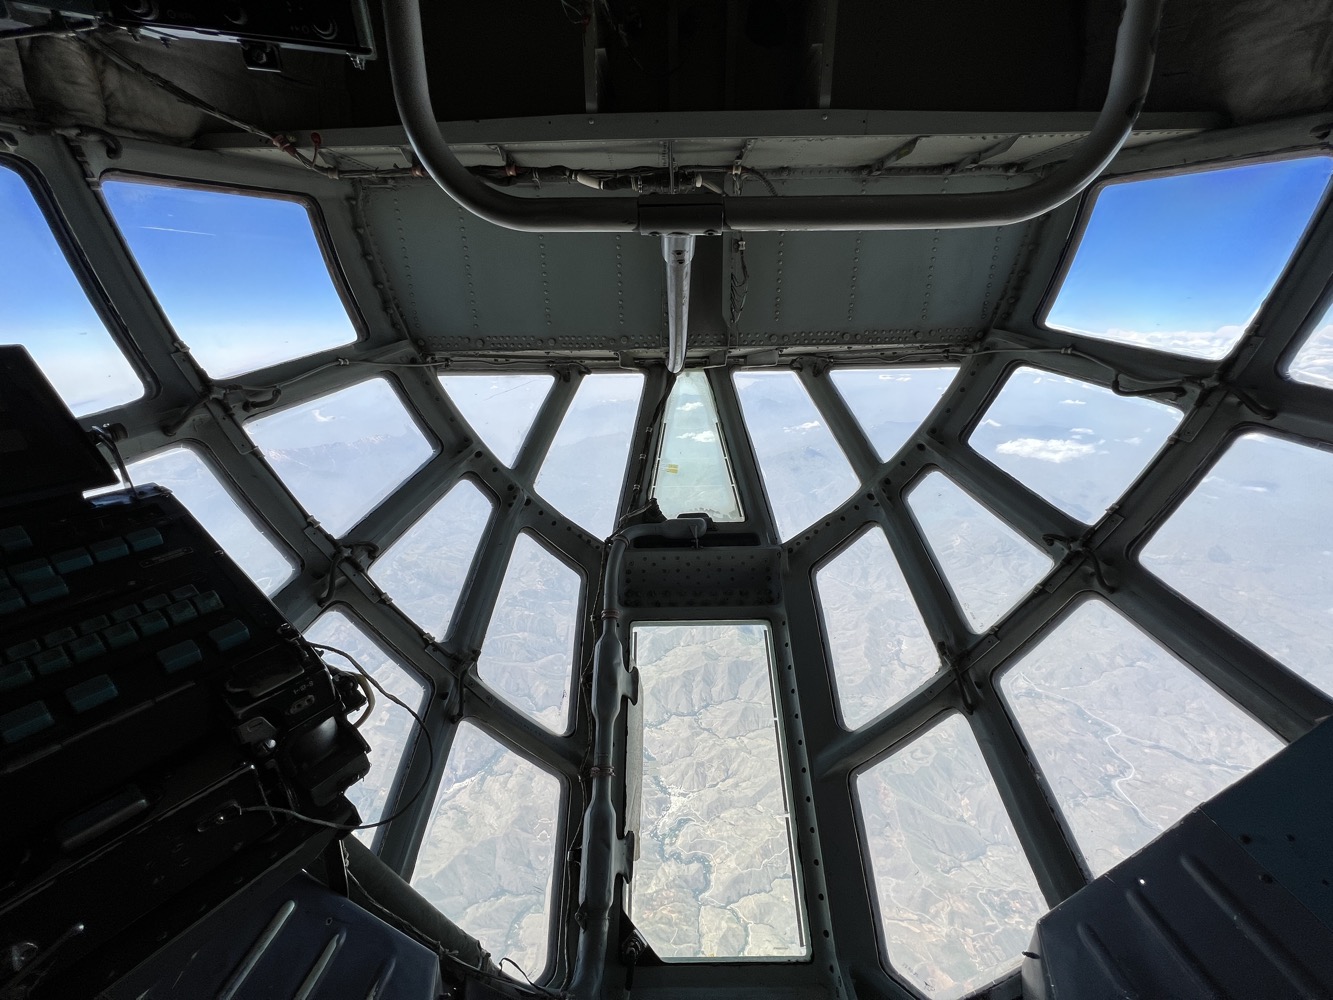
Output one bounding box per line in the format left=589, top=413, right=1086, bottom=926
left=0, top=347, right=370, bottom=997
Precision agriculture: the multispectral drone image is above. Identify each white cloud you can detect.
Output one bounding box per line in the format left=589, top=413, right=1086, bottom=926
left=1119, top=436, right=1142, bottom=446
left=680, top=401, right=704, bottom=411
left=1057, top=322, right=1248, bottom=360
left=1070, top=427, right=1094, bottom=435
left=678, top=430, right=716, bottom=443
left=995, top=437, right=1096, bottom=463
left=784, top=421, right=821, bottom=433
left=1060, top=398, right=1086, bottom=406
left=312, top=409, right=336, bottom=423
left=981, top=418, right=1003, bottom=428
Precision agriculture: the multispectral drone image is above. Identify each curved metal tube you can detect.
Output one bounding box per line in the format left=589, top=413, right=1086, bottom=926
left=662, top=234, right=694, bottom=373
left=384, top=0, right=1162, bottom=234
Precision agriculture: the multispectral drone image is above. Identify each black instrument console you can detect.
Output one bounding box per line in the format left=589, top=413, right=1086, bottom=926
left=0, top=347, right=370, bottom=998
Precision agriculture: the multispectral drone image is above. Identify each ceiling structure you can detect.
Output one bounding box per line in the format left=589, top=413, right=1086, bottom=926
left=4, top=1, right=1333, bottom=998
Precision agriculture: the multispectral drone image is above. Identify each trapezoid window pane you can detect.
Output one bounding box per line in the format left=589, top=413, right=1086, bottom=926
left=632, top=622, right=806, bottom=960
left=304, top=609, right=428, bottom=844
left=1001, top=599, right=1282, bottom=876
left=1046, top=156, right=1333, bottom=359
left=816, top=528, right=938, bottom=729
left=1141, top=432, right=1333, bottom=691
left=477, top=533, right=580, bottom=733
left=907, top=472, right=1052, bottom=632
left=650, top=371, right=743, bottom=522
left=969, top=367, right=1181, bottom=523
left=534, top=373, right=643, bottom=537
left=734, top=370, right=859, bottom=540
left=102, top=179, right=357, bottom=378
left=127, top=446, right=294, bottom=593
left=1, top=164, right=142, bottom=415
left=371, top=480, right=493, bottom=640
left=247, top=376, right=434, bottom=538
left=1287, top=299, right=1333, bottom=389
left=858, top=714, right=1046, bottom=1000
left=830, top=367, right=957, bottom=461
left=411, top=721, right=559, bottom=978
left=439, top=373, right=553, bottom=466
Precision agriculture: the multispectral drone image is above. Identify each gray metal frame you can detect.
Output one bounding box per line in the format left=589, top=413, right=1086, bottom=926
left=5, top=107, right=1333, bottom=1000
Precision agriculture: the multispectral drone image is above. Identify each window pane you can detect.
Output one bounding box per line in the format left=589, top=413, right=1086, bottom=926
left=102, top=180, right=356, bottom=377
left=734, top=370, right=859, bottom=540
left=477, top=533, right=580, bottom=733
left=907, top=472, right=1051, bottom=631
left=1001, top=600, right=1281, bottom=876
left=412, top=721, right=559, bottom=977
left=1288, top=299, right=1333, bottom=389
left=440, top=374, right=552, bottom=466
left=632, top=622, right=806, bottom=959
left=371, top=480, right=493, bottom=639
left=247, top=377, right=434, bottom=538
left=830, top=367, right=957, bottom=461
left=534, top=373, right=643, bottom=537
left=651, top=372, right=743, bottom=521
left=1046, top=157, right=1332, bottom=359
left=128, top=446, right=294, bottom=593
left=858, top=714, right=1046, bottom=999
left=969, top=367, right=1181, bottom=523
left=1141, top=433, right=1333, bottom=690
left=305, top=609, right=428, bottom=844
left=817, top=528, right=938, bottom=729
left=0, top=165, right=141, bottom=414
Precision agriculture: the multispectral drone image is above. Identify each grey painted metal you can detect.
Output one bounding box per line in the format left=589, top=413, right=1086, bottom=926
left=663, top=235, right=696, bottom=373
left=384, top=0, right=1163, bottom=234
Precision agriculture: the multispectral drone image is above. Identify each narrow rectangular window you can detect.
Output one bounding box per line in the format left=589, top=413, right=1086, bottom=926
left=630, top=622, right=807, bottom=960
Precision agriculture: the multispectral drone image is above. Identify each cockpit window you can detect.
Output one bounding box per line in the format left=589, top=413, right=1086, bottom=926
left=440, top=374, right=553, bottom=466
left=734, top=370, right=859, bottom=540
left=371, top=480, right=494, bottom=640
left=411, top=720, right=560, bottom=978
left=969, top=367, right=1181, bottom=523
left=816, top=527, right=938, bottom=729
left=534, top=373, right=643, bottom=537
left=907, top=471, right=1051, bottom=632
left=304, top=608, right=428, bottom=844
left=1001, top=599, right=1281, bottom=876
left=1045, top=156, right=1333, bottom=359
left=857, top=713, right=1046, bottom=999
left=246, top=376, right=435, bottom=538
left=650, top=371, right=744, bottom=522
left=830, top=366, right=957, bottom=461
left=101, top=179, right=357, bottom=378
left=1140, top=432, right=1333, bottom=693
left=1287, top=297, right=1333, bottom=389
left=1, top=163, right=142, bottom=414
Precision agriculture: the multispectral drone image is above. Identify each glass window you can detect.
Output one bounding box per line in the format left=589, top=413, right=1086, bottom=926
left=1001, top=600, right=1281, bottom=876
left=632, top=622, right=806, bottom=959
left=0, top=163, right=142, bottom=414
left=102, top=179, right=356, bottom=378
left=1141, top=432, right=1333, bottom=692
left=830, top=367, right=957, bottom=461
left=1287, top=299, right=1333, bottom=389
left=411, top=721, right=560, bottom=978
left=907, top=472, right=1052, bottom=632
left=305, top=609, right=428, bottom=844
left=128, top=446, right=294, bottom=593
left=371, top=480, right=493, bottom=640
left=439, top=374, right=553, bottom=466
left=816, top=528, right=938, bottom=729
left=247, top=377, right=434, bottom=538
left=858, top=714, right=1046, bottom=1000
left=477, top=533, right=580, bottom=733
left=734, top=370, right=859, bottom=540
left=534, top=373, right=643, bottom=537
left=650, top=372, right=743, bottom=522
left=969, top=367, right=1181, bottom=523
left=1046, top=157, right=1332, bottom=359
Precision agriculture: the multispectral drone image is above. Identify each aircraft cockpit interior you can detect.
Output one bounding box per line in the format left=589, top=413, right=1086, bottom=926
left=2, top=1, right=1333, bottom=998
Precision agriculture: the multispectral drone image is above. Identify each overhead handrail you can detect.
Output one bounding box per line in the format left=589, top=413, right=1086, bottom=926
left=384, top=0, right=1161, bottom=234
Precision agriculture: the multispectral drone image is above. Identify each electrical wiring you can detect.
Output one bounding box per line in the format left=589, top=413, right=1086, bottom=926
left=233, top=641, right=436, bottom=834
